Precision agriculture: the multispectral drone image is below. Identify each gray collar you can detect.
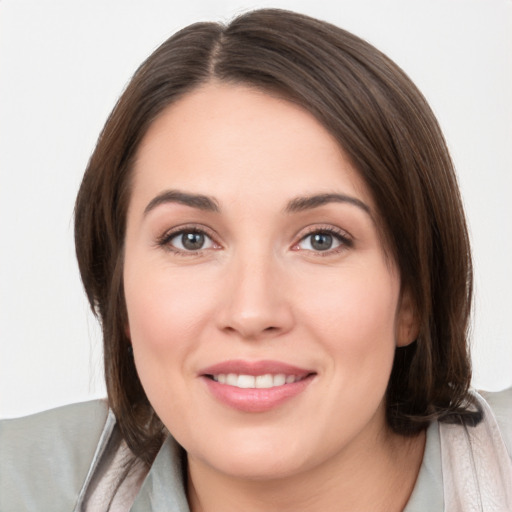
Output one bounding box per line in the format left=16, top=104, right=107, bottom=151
left=404, top=421, right=444, bottom=512
left=131, top=435, right=190, bottom=512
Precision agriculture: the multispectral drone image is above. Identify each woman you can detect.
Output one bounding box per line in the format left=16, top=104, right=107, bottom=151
left=1, top=8, right=510, bottom=512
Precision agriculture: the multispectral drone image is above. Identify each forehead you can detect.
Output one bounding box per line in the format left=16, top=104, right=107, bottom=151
left=131, top=82, right=373, bottom=209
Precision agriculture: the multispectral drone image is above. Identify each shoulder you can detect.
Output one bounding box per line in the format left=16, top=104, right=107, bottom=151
left=0, top=400, right=110, bottom=512
left=479, top=387, right=512, bottom=457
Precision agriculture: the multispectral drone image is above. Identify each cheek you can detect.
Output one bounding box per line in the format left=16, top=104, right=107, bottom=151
left=124, top=262, right=210, bottom=352
left=295, top=261, right=400, bottom=410
left=298, top=264, right=400, bottom=347
left=123, top=263, right=207, bottom=414
left=123, top=260, right=224, bottom=413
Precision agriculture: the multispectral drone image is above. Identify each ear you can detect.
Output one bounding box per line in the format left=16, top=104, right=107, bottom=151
left=396, top=289, right=419, bottom=347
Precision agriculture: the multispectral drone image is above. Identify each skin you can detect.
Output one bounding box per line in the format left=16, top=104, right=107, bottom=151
left=123, top=82, right=424, bottom=512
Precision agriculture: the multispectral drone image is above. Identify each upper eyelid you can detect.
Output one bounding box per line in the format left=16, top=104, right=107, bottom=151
left=295, top=224, right=352, bottom=241
left=161, top=223, right=216, bottom=237
left=157, top=224, right=220, bottom=246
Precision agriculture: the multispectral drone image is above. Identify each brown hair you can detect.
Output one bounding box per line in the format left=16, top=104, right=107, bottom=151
left=75, top=8, right=480, bottom=464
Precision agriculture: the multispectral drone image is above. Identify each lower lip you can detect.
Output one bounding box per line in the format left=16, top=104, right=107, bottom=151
left=202, top=375, right=314, bottom=413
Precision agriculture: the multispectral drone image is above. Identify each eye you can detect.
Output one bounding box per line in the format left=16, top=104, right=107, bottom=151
left=161, top=229, right=217, bottom=252
left=295, top=228, right=351, bottom=253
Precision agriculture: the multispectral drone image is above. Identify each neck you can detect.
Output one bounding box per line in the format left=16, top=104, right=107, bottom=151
left=186, top=426, right=425, bottom=512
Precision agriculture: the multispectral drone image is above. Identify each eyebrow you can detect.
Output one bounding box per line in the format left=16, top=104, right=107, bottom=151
left=284, top=193, right=371, bottom=215
left=144, top=190, right=220, bottom=215
left=143, top=190, right=370, bottom=217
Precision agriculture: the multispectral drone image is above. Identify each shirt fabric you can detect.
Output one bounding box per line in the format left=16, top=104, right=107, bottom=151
left=1, top=388, right=510, bottom=511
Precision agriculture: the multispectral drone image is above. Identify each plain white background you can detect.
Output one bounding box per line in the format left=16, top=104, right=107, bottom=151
left=1, top=0, right=511, bottom=418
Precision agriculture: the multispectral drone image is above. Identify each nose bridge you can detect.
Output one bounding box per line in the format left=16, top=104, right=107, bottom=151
left=218, top=243, right=293, bottom=339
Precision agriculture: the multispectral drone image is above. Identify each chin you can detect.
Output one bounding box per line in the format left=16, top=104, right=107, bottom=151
left=207, top=454, right=306, bottom=481
left=188, top=430, right=311, bottom=480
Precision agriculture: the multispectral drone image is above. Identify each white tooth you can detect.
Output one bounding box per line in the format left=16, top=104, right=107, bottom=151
left=217, top=374, right=226, bottom=384
left=226, top=373, right=238, bottom=386
left=285, top=375, right=296, bottom=384
left=273, top=374, right=286, bottom=386
left=237, top=375, right=256, bottom=388
left=255, top=374, right=273, bottom=389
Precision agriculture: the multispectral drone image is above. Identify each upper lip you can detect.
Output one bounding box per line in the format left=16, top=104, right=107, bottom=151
left=199, top=359, right=314, bottom=377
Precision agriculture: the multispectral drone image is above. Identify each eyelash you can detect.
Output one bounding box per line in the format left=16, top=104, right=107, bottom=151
left=293, top=225, right=353, bottom=256
left=156, top=224, right=353, bottom=256
left=156, top=225, right=220, bottom=256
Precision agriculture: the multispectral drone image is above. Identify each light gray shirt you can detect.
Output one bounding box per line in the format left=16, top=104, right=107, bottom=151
left=1, top=389, right=511, bottom=511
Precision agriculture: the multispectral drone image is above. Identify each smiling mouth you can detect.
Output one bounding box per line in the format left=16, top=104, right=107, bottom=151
left=207, top=373, right=309, bottom=389
left=200, top=361, right=316, bottom=412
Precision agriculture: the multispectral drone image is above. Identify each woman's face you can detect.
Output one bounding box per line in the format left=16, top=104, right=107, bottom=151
left=123, top=83, right=416, bottom=479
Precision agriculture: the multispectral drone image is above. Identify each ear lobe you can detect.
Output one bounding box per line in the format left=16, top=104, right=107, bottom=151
left=396, top=290, right=419, bottom=347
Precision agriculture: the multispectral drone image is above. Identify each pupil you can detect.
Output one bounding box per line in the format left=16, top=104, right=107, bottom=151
left=182, top=232, right=204, bottom=250
left=311, top=233, right=332, bottom=251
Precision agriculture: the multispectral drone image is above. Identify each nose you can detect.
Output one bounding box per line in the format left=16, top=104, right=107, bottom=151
left=216, top=250, right=294, bottom=340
